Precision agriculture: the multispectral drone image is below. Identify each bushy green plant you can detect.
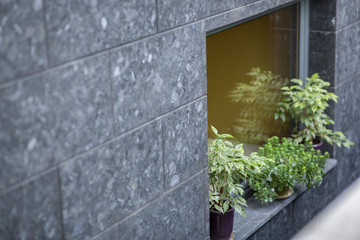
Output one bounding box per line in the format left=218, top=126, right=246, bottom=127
left=248, top=136, right=329, bottom=203
left=208, top=126, right=268, bottom=217
left=275, top=73, right=354, bottom=148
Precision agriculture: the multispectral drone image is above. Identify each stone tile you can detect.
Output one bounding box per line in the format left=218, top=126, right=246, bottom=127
left=282, top=209, right=320, bottom=240
left=335, top=22, right=360, bottom=86
left=45, top=0, right=156, bottom=65
left=335, top=122, right=360, bottom=186
left=92, top=224, right=119, bottom=240
left=207, top=0, right=298, bottom=33
left=234, top=0, right=260, bottom=8
left=309, top=0, right=336, bottom=31
left=204, top=169, right=210, bottom=237
left=162, top=98, right=208, bottom=189
left=337, top=167, right=360, bottom=192
left=247, top=206, right=293, bottom=240
left=204, top=1, right=268, bottom=33
left=60, top=120, right=164, bottom=240
left=0, top=53, right=112, bottom=192
left=0, top=170, right=61, bottom=240
left=0, top=0, right=47, bottom=82
left=110, top=23, right=206, bottom=135
left=157, top=0, right=234, bottom=31
left=268, top=206, right=293, bottom=239
left=0, top=186, right=23, bottom=239
left=334, top=75, right=360, bottom=132
left=245, top=219, right=271, bottom=240
left=336, top=0, right=360, bottom=30
left=309, top=31, right=336, bottom=85
left=117, top=173, right=205, bottom=240
left=293, top=166, right=337, bottom=222
left=267, top=0, right=298, bottom=9
left=22, top=171, right=62, bottom=240
left=233, top=191, right=297, bottom=239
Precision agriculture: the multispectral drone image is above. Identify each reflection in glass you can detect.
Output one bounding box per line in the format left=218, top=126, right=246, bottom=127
left=207, top=4, right=299, bottom=150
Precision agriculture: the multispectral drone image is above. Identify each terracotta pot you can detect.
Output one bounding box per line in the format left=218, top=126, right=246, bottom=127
left=276, top=187, right=293, bottom=199
left=210, top=208, right=234, bottom=240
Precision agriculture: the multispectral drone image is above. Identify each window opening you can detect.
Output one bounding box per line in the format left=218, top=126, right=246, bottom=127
left=207, top=3, right=301, bottom=154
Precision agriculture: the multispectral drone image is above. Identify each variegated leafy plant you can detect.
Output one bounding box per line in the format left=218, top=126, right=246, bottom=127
left=208, top=126, right=268, bottom=217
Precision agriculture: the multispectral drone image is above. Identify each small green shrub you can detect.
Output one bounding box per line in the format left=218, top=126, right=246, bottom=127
left=208, top=126, right=268, bottom=217
left=248, top=136, right=329, bottom=203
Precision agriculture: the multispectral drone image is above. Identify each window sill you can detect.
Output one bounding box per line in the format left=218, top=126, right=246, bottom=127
left=233, top=158, right=337, bottom=240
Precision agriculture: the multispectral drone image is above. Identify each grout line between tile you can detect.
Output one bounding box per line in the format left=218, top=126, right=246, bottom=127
left=56, top=167, right=66, bottom=240
left=107, top=51, right=116, bottom=136
left=90, top=168, right=205, bottom=239
left=0, top=95, right=207, bottom=197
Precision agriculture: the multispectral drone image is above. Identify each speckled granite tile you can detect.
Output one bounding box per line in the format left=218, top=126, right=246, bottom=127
left=234, top=0, right=260, bottom=8
left=337, top=166, right=360, bottom=191
left=335, top=122, right=360, bottom=186
left=335, top=22, right=360, bottom=85
left=309, top=31, right=335, bottom=85
left=157, top=0, right=234, bottom=31
left=110, top=23, right=206, bottom=135
left=309, top=0, right=336, bottom=31
left=204, top=169, right=210, bottom=237
left=0, top=185, right=23, bottom=240
left=0, top=0, right=47, bottom=82
left=117, top=173, right=205, bottom=240
left=246, top=206, right=293, bottom=240
left=60, top=120, right=164, bottom=240
left=92, top=224, right=119, bottom=240
left=334, top=75, right=360, bottom=132
left=336, top=0, right=360, bottom=30
left=45, top=0, right=156, bottom=65
left=267, top=0, right=298, bottom=9
left=293, top=166, right=337, bottom=222
left=204, top=1, right=268, bottom=32
left=0, top=53, right=112, bottom=192
left=22, top=171, right=62, bottom=240
left=0, top=170, right=61, bottom=240
left=162, top=98, right=207, bottom=189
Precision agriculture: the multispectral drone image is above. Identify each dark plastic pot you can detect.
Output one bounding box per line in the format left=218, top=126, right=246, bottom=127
left=312, top=137, right=323, bottom=151
left=210, top=208, right=234, bottom=240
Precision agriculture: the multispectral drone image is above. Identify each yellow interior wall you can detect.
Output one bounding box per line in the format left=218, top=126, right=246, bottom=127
left=207, top=5, right=298, bottom=144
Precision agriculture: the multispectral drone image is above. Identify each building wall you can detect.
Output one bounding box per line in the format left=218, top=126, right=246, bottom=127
left=0, top=0, right=358, bottom=239
left=309, top=0, right=360, bottom=190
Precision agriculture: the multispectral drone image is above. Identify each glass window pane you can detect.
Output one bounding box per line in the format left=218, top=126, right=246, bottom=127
left=207, top=4, right=300, bottom=151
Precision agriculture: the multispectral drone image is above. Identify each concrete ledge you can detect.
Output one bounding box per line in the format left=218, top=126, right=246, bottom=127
left=233, top=159, right=337, bottom=240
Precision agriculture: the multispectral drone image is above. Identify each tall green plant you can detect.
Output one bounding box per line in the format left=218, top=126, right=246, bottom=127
left=208, top=126, right=268, bottom=217
left=275, top=73, right=354, bottom=148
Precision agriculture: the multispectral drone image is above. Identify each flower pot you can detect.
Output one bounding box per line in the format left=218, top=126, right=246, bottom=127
left=276, top=187, right=293, bottom=199
left=210, top=208, right=235, bottom=240
left=312, top=137, right=323, bottom=151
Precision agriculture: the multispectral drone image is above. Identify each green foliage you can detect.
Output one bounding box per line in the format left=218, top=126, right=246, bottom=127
left=228, top=67, right=289, bottom=144
left=248, top=136, right=329, bottom=204
left=208, top=126, right=268, bottom=217
left=275, top=73, right=354, bottom=148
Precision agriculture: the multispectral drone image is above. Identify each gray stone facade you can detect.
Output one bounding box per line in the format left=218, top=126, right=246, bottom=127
left=0, top=0, right=359, bottom=239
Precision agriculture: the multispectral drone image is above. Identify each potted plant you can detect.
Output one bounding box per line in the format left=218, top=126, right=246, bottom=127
left=248, top=136, right=329, bottom=204
left=275, top=73, right=354, bottom=149
left=208, top=126, right=267, bottom=239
